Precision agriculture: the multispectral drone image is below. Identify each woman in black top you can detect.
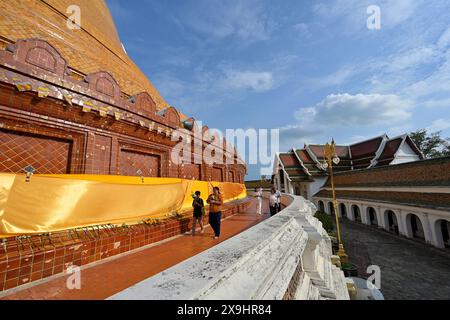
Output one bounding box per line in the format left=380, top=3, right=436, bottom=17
left=192, top=190, right=204, bottom=235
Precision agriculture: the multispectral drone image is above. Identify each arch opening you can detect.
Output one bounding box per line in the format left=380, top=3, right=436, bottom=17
left=328, top=202, right=335, bottom=216
left=318, top=200, right=325, bottom=212
left=385, top=210, right=399, bottom=235
left=407, top=214, right=425, bottom=240
left=438, top=220, right=450, bottom=248
left=339, top=203, right=347, bottom=219
left=367, top=207, right=378, bottom=226
left=352, top=205, right=361, bottom=223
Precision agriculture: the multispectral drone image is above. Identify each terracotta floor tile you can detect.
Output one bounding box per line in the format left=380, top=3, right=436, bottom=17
left=1, top=198, right=271, bottom=300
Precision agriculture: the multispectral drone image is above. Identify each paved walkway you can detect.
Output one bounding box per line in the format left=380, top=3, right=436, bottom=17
left=340, top=219, right=450, bottom=300
left=1, top=198, right=270, bottom=300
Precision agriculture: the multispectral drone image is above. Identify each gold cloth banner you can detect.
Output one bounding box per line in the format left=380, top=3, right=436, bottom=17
left=0, top=174, right=247, bottom=236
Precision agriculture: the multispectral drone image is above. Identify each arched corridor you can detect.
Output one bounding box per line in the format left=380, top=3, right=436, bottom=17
left=436, top=219, right=450, bottom=248
left=328, top=202, right=335, bottom=216
left=352, top=205, right=361, bottom=223
left=367, top=207, right=378, bottom=226
left=384, top=210, right=399, bottom=235
left=318, top=200, right=325, bottom=212
left=406, top=214, right=425, bottom=241
left=339, top=203, right=347, bottom=219
left=313, top=197, right=450, bottom=249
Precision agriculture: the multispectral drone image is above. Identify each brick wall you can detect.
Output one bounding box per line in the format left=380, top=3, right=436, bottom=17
left=0, top=129, right=72, bottom=174
left=283, top=260, right=304, bottom=300
left=324, top=157, right=450, bottom=188
left=0, top=38, right=247, bottom=182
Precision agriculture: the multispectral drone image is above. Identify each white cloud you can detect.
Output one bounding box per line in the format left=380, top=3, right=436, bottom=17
left=279, top=124, right=323, bottom=148
left=380, top=47, right=440, bottom=73
left=402, top=52, right=450, bottom=98
left=303, top=66, right=358, bottom=91
left=294, top=93, right=413, bottom=127
left=293, top=23, right=311, bottom=38
left=224, top=70, right=274, bottom=92
left=427, top=119, right=450, bottom=132
left=313, top=0, right=424, bottom=31
left=277, top=93, right=413, bottom=149
left=437, top=26, right=450, bottom=49
left=382, top=0, right=423, bottom=28
left=179, top=0, right=273, bottom=42
left=421, top=98, right=450, bottom=109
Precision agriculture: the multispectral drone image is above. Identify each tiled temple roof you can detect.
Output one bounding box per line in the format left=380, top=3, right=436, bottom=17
left=375, top=135, right=423, bottom=167
left=277, top=152, right=313, bottom=182
left=279, top=134, right=423, bottom=180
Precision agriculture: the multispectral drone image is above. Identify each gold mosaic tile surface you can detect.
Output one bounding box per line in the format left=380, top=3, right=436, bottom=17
left=0, top=0, right=170, bottom=111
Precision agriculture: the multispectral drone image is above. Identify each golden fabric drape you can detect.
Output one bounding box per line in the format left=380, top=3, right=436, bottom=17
left=0, top=174, right=246, bottom=236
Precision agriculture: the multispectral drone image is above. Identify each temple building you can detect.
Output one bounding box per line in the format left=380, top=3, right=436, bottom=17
left=271, top=135, right=450, bottom=250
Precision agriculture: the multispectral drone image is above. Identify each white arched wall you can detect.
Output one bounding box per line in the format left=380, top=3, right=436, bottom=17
left=327, top=201, right=335, bottom=216
left=350, top=204, right=362, bottom=222
left=312, top=196, right=450, bottom=249
left=402, top=212, right=433, bottom=245
left=317, top=200, right=325, bottom=213
left=337, top=202, right=347, bottom=218
left=344, top=203, right=352, bottom=220
left=429, top=215, right=450, bottom=249
left=365, top=206, right=379, bottom=226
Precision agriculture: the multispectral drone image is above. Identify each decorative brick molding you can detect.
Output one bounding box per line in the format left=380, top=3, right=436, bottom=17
left=132, top=92, right=157, bottom=118
left=0, top=199, right=251, bottom=292
left=182, top=117, right=196, bottom=131
left=0, top=38, right=247, bottom=182
left=12, top=39, right=67, bottom=76
left=85, top=71, right=121, bottom=101
left=157, top=106, right=181, bottom=129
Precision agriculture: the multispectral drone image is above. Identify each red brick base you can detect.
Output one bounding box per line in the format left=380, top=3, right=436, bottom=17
left=0, top=199, right=251, bottom=292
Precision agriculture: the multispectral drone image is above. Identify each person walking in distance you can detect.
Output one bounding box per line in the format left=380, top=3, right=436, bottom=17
left=207, top=186, right=223, bottom=239
left=269, top=188, right=278, bottom=216
left=275, top=188, right=281, bottom=213
left=255, top=187, right=263, bottom=215
left=191, top=190, right=204, bottom=235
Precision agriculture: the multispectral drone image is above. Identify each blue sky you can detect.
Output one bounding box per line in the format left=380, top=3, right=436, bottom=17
left=107, top=0, right=450, bottom=180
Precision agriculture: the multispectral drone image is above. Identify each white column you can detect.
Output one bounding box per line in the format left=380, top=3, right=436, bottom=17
left=429, top=216, right=445, bottom=248
left=397, top=210, right=408, bottom=237
left=345, top=203, right=352, bottom=220
left=378, top=207, right=389, bottom=230
left=347, top=203, right=355, bottom=221
left=336, top=202, right=342, bottom=218
left=283, top=170, right=289, bottom=193
left=277, top=173, right=282, bottom=191
left=420, top=213, right=433, bottom=245
left=360, top=205, right=369, bottom=225
left=374, top=207, right=382, bottom=228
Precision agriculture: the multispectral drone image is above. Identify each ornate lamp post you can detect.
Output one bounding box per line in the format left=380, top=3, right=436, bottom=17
left=322, top=139, right=348, bottom=264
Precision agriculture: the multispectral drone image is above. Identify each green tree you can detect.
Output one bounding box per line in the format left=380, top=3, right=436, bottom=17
left=409, top=129, right=450, bottom=158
